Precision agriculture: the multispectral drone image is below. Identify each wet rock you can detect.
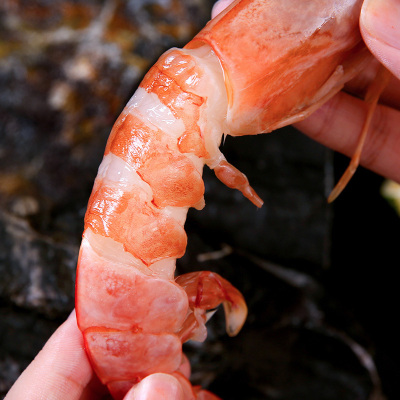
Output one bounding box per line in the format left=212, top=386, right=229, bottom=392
left=0, top=211, right=77, bottom=315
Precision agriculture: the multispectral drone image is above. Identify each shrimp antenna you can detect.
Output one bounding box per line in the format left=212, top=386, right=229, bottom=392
left=328, top=65, right=391, bottom=203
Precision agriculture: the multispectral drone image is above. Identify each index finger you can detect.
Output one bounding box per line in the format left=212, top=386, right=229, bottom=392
left=5, top=310, right=95, bottom=400
left=294, top=91, right=400, bottom=183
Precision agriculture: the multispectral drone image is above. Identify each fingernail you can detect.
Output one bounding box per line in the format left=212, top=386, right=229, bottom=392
left=361, top=0, right=400, bottom=50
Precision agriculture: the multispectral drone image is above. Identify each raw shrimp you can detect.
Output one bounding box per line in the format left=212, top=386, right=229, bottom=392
left=75, top=0, right=386, bottom=398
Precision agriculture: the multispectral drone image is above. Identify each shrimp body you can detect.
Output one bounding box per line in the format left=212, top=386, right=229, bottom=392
left=76, top=46, right=248, bottom=400
left=76, top=0, right=372, bottom=398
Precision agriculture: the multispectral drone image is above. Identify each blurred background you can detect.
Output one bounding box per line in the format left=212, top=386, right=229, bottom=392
left=1, top=1, right=399, bottom=399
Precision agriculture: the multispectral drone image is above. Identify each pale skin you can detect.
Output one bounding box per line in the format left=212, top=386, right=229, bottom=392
left=5, top=0, right=400, bottom=399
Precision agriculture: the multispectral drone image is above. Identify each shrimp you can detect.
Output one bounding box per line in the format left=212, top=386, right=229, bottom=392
left=75, top=0, right=387, bottom=398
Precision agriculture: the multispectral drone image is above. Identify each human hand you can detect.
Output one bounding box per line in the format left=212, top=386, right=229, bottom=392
left=213, top=0, right=400, bottom=184
left=295, top=0, right=400, bottom=185
left=5, top=310, right=185, bottom=400
left=4, top=310, right=109, bottom=400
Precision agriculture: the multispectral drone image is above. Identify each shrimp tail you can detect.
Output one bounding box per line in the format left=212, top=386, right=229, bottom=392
left=176, top=271, right=248, bottom=342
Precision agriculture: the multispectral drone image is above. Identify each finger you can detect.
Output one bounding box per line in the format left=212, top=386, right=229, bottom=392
left=294, top=91, right=400, bottom=183
left=345, top=59, right=400, bottom=109
left=360, top=0, right=400, bottom=80
left=5, top=310, right=94, bottom=400
left=124, top=374, right=183, bottom=400
left=211, top=0, right=236, bottom=19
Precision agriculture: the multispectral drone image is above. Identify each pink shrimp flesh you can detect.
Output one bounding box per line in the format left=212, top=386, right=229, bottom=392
left=75, top=0, right=381, bottom=398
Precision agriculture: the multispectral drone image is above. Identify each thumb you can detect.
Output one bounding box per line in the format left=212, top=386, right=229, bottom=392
left=360, top=0, right=400, bottom=79
left=123, top=374, right=183, bottom=400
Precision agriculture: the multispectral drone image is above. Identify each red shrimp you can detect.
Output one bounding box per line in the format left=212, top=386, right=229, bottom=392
left=75, top=0, right=388, bottom=398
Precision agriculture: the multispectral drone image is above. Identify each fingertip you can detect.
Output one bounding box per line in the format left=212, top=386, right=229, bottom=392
left=124, top=374, right=183, bottom=400
left=360, top=0, right=400, bottom=79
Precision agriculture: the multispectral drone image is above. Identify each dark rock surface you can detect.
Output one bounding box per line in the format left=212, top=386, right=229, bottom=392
left=1, top=1, right=399, bottom=399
